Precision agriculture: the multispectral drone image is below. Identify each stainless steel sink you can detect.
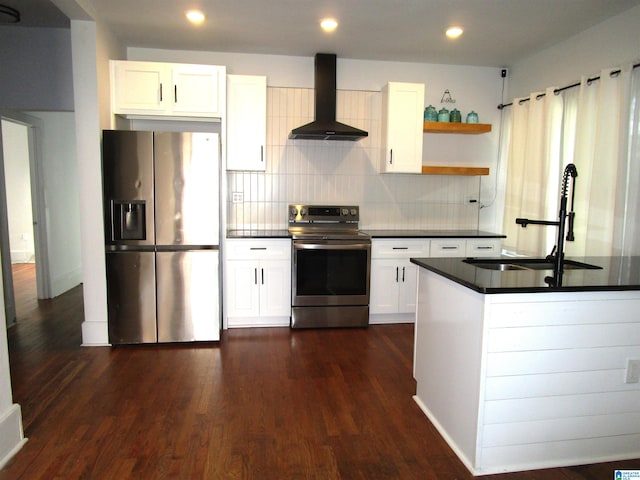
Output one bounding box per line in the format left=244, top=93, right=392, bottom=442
left=463, top=258, right=602, bottom=271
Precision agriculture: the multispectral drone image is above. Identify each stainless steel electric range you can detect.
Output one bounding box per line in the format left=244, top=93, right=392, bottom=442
left=288, top=204, right=371, bottom=329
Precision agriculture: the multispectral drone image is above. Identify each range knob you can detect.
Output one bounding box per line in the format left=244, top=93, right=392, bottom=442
left=341, top=208, right=349, bottom=216
left=350, top=208, right=357, bottom=216
left=300, top=208, right=306, bottom=217
left=290, top=207, right=298, bottom=216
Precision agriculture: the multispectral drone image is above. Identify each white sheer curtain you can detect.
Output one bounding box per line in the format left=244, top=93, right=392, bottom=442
left=502, top=66, right=637, bottom=257
left=614, top=66, right=640, bottom=256
left=502, top=87, right=563, bottom=256
left=568, top=66, right=632, bottom=257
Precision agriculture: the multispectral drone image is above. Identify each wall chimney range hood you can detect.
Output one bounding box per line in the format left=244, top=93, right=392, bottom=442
left=289, top=53, right=368, bottom=141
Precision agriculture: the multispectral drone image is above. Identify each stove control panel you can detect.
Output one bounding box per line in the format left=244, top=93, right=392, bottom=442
left=289, top=204, right=359, bottom=223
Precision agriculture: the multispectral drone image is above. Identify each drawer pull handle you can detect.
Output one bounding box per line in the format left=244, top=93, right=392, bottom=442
left=442, top=246, right=459, bottom=250
left=250, top=247, right=267, bottom=250
left=476, top=246, right=494, bottom=250
left=392, top=247, right=408, bottom=250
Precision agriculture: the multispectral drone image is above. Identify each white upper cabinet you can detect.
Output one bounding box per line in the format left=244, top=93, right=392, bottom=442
left=171, top=64, right=224, bottom=116
left=110, top=60, right=225, bottom=119
left=226, top=74, right=267, bottom=171
left=380, top=82, right=425, bottom=173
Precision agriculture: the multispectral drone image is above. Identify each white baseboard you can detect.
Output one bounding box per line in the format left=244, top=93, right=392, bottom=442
left=0, top=404, right=27, bottom=470
left=369, top=313, right=415, bottom=324
left=10, top=251, right=35, bottom=264
left=81, top=320, right=109, bottom=346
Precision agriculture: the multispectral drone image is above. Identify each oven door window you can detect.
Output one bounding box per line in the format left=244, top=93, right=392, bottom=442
left=295, top=247, right=369, bottom=297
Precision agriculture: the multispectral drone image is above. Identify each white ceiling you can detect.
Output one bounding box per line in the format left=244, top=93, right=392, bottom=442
left=4, top=0, right=640, bottom=66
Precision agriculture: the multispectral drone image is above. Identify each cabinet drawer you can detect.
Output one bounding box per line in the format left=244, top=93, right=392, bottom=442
left=466, top=239, right=501, bottom=257
left=225, top=239, right=291, bottom=260
left=430, top=239, right=466, bottom=257
left=372, top=239, right=430, bottom=259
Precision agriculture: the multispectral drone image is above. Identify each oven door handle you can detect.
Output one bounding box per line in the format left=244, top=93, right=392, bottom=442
left=293, top=240, right=371, bottom=250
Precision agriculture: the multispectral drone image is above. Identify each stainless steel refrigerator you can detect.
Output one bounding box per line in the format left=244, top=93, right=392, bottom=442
left=103, top=130, right=220, bottom=344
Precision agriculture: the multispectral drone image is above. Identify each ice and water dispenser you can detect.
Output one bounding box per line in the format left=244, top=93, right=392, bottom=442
left=110, top=200, right=146, bottom=241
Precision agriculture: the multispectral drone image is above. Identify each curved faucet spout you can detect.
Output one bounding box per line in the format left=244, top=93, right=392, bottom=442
left=514, top=163, right=579, bottom=286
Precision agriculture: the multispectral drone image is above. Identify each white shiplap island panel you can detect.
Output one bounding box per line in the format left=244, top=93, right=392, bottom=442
left=413, top=268, right=640, bottom=476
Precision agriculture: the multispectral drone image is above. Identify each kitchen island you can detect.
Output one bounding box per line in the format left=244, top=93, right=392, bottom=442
left=410, top=256, right=640, bottom=475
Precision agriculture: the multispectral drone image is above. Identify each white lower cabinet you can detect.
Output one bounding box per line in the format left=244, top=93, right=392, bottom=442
left=225, top=239, right=291, bottom=327
left=370, top=239, right=430, bottom=324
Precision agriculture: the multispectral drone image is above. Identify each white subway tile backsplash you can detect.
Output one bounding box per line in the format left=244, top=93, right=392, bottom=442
left=227, top=86, right=482, bottom=230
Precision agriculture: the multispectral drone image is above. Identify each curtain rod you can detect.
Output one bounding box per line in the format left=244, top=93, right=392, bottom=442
left=497, top=62, right=640, bottom=110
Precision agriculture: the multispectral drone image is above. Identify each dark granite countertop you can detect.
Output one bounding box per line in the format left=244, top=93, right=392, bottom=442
left=364, top=229, right=506, bottom=239
left=226, top=229, right=291, bottom=239
left=410, top=256, right=640, bottom=293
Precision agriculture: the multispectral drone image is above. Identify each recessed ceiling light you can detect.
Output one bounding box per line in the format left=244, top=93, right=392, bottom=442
left=320, top=18, right=338, bottom=33
left=186, top=10, right=206, bottom=25
left=446, top=26, right=463, bottom=39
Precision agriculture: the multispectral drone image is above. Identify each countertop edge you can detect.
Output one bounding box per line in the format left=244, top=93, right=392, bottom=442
left=364, top=230, right=505, bottom=239
left=226, top=229, right=506, bottom=239
left=410, top=257, right=640, bottom=293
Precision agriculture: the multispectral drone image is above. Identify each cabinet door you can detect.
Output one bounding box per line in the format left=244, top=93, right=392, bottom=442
left=370, top=259, right=401, bottom=314
left=111, top=61, right=168, bottom=114
left=381, top=82, right=425, bottom=173
left=397, top=260, right=418, bottom=313
left=227, top=75, right=267, bottom=171
left=259, top=259, right=291, bottom=317
left=226, top=260, right=260, bottom=318
left=172, top=64, right=224, bottom=116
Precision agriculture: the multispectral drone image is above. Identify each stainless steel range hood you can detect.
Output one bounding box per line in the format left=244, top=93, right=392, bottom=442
left=289, top=54, right=368, bottom=141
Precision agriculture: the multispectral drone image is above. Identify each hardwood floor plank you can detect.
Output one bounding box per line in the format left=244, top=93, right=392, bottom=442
left=2, top=264, right=638, bottom=478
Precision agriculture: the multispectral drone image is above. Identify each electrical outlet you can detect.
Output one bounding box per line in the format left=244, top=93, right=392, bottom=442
left=465, top=196, right=479, bottom=205
left=232, top=192, right=243, bottom=204
left=625, top=359, right=640, bottom=384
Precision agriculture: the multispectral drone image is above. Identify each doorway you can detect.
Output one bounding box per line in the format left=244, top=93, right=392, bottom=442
left=0, top=113, right=51, bottom=328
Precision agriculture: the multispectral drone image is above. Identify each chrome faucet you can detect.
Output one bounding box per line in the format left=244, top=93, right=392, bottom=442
left=515, top=163, right=578, bottom=286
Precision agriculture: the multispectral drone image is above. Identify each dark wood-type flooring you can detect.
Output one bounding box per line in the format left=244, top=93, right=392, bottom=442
left=2, top=263, right=638, bottom=479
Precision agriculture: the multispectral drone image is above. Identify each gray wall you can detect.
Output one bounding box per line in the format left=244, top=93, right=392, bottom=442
left=0, top=25, right=81, bottom=296
left=0, top=26, right=74, bottom=111
left=507, top=5, right=640, bottom=99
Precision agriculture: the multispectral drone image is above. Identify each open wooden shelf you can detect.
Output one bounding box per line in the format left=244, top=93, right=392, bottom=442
left=423, top=121, right=492, bottom=134
left=421, top=166, right=490, bottom=176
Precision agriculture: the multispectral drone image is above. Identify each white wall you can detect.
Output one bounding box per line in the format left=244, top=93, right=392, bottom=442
left=129, top=48, right=506, bottom=232
left=508, top=5, right=640, bottom=99
left=1, top=121, right=34, bottom=263
left=0, top=182, right=26, bottom=471
left=70, top=16, right=126, bottom=346
left=228, top=86, right=484, bottom=230
left=31, top=112, right=83, bottom=296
